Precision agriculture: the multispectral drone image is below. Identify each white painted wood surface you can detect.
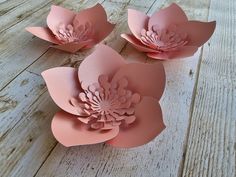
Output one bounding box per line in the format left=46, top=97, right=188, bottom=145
left=0, top=0, right=235, bottom=177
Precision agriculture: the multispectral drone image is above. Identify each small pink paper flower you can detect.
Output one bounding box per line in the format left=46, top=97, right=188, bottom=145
left=26, top=4, right=115, bottom=53
left=42, top=44, right=166, bottom=148
left=121, top=3, right=216, bottom=60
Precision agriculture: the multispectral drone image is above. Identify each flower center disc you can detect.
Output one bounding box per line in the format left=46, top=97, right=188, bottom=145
left=70, top=75, right=141, bottom=130
left=99, top=100, right=111, bottom=112
left=140, top=25, right=188, bottom=52
left=55, top=21, right=93, bottom=44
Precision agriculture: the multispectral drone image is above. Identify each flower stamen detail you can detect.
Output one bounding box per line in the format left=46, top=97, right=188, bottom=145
left=55, top=21, right=94, bottom=44
left=70, top=75, right=141, bottom=130
left=140, top=25, right=188, bottom=53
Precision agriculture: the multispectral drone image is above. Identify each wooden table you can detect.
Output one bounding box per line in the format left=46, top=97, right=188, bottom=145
left=0, top=0, right=235, bottom=176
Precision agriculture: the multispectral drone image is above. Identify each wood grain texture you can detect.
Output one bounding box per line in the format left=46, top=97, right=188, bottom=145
left=0, top=1, right=103, bottom=176
left=0, top=0, right=234, bottom=177
left=33, top=0, right=211, bottom=177
left=182, top=0, right=236, bottom=176
left=0, top=0, right=64, bottom=33
left=0, top=0, right=103, bottom=90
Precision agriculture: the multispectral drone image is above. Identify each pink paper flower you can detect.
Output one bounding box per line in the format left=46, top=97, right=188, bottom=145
left=26, top=4, right=115, bottom=53
left=121, top=3, right=216, bottom=60
left=42, top=44, right=166, bottom=148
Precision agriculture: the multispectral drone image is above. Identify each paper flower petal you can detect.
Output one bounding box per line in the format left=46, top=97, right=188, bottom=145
left=50, top=39, right=94, bottom=53
left=47, top=5, right=75, bottom=34
left=148, top=3, right=188, bottom=29
left=147, top=46, right=198, bottom=59
left=78, top=44, right=125, bottom=88
left=95, top=22, right=115, bottom=43
left=127, top=9, right=149, bottom=39
left=107, top=97, right=165, bottom=148
left=112, top=62, right=165, bottom=100
left=121, top=34, right=157, bottom=53
left=41, top=67, right=83, bottom=116
left=52, top=111, right=120, bottom=147
left=178, top=21, right=216, bottom=46
left=72, top=4, right=115, bottom=43
left=25, top=27, right=60, bottom=44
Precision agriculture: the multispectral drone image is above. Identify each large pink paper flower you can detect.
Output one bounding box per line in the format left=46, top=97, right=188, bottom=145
left=42, top=44, right=166, bottom=148
left=121, top=3, right=216, bottom=60
left=26, top=4, right=115, bottom=53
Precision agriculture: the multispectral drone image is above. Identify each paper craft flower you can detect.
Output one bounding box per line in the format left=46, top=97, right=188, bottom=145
left=121, top=3, right=216, bottom=60
left=26, top=4, right=115, bottom=53
left=42, top=44, right=166, bottom=148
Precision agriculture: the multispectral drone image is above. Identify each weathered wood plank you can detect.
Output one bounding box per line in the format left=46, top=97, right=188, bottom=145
left=182, top=0, right=236, bottom=176
left=0, top=1, right=103, bottom=176
left=0, top=89, right=59, bottom=177
left=27, top=1, right=147, bottom=74
left=1, top=0, right=230, bottom=177
left=0, top=0, right=103, bottom=91
left=0, top=0, right=65, bottom=33
left=0, top=71, right=45, bottom=139
left=1, top=0, right=143, bottom=176
left=0, top=0, right=29, bottom=15
left=33, top=0, right=211, bottom=177
left=0, top=71, right=59, bottom=177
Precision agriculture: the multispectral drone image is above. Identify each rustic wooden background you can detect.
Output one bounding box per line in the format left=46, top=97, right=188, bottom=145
left=0, top=0, right=235, bottom=177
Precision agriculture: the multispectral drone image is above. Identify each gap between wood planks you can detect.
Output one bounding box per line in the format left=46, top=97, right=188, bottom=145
left=177, top=47, right=205, bottom=177
left=0, top=0, right=105, bottom=92
left=0, top=0, right=105, bottom=91
left=177, top=0, right=212, bottom=175
left=0, top=0, right=153, bottom=176
left=182, top=0, right=236, bottom=175
left=0, top=0, right=216, bottom=176
left=29, top=0, right=158, bottom=176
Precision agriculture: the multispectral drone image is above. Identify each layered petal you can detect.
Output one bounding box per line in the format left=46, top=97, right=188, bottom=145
left=25, top=27, right=60, bottom=44
left=72, top=4, right=115, bottom=43
left=147, top=46, right=198, bottom=60
left=177, top=21, right=216, bottom=46
left=41, top=67, right=84, bottom=115
left=112, top=62, right=166, bottom=100
left=78, top=44, right=125, bottom=88
left=52, top=111, right=119, bottom=147
left=128, top=9, right=149, bottom=39
left=47, top=5, right=76, bottom=34
left=50, top=39, right=94, bottom=53
left=94, top=22, right=115, bottom=43
left=148, top=3, right=188, bottom=30
left=107, top=97, right=165, bottom=148
left=121, top=34, right=157, bottom=53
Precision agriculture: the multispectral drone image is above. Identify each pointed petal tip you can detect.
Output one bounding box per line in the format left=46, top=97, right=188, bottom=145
left=94, top=3, right=103, bottom=9
left=25, top=26, right=31, bottom=31
left=170, top=2, right=181, bottom=8
left=106, top=98, right=165, bottom=148
left=127, top=8, right=149, bottom=39
left=78, top=44, right=125, bottom=88
left=149, top=3, right=187, bottom=29
left=210, top=20, right=216, bottom=29
left=25, top=26, right=60, bottom=44
left=112, top=62, right=166, bottom=100
left=179, top=21, right=216, bottom=47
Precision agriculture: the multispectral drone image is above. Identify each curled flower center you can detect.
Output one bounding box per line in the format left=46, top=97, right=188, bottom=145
left=140, top=25, right=188, bottom=52
left=99, top=100, right=111, bottom=112
left=70, top=75, right=141, bottom=130
left=55, top=22, right=93, bottom=44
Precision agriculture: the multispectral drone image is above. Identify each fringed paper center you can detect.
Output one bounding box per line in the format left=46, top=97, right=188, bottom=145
left=70, top=75, right=141, bottom=130
left=140, top=25, right=188, bottom=53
